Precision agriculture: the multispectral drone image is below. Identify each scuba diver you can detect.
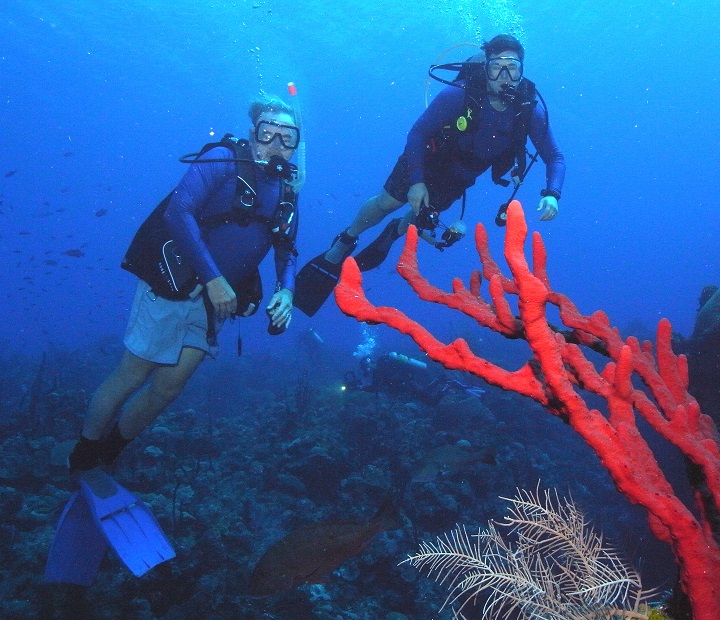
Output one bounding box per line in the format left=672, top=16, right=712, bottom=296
left=46, top=92, right=306, bottom=588
left=343, top=352, right=484, bottom=406
left=68, top=93, right=302, bottom=473
left=294, top=34, right=565, bottom=316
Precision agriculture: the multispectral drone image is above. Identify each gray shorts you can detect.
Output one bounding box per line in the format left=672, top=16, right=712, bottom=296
left=123, top=281, right=220, bottom=364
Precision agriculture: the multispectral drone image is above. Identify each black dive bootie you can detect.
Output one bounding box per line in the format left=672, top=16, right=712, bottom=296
left=324, top=230, right=358, bottom=264
left=354, top=218, right=402, bottom=271
left=67, top=423, right=132, bottom=472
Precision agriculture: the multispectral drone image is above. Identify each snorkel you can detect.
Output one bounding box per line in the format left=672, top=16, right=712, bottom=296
left=286, top=82, right=306, bottom=192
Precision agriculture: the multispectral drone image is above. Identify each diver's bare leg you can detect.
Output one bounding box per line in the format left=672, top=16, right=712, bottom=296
left=346, top=190, right=404, bottom=237
left=117, top=345, right=206, bottom=439
left=82, top=350, right=156, bottom=440
left=325, top=190, right=404, bottom=263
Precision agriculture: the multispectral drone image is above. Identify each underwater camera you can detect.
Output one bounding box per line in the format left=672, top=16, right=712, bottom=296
left=416, top=206, right=440, bottom=231
left=440, top=221, right=466, bottom=248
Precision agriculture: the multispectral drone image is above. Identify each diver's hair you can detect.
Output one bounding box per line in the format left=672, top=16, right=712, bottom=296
left=482, top=34, right=524, bottom=61
left=248, top=94, right=297, bottom=126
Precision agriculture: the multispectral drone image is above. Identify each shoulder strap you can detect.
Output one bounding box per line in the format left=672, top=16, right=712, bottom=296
left=194, top=136, right=299, bottom=248
left=225, top=136, right=259, bottom=215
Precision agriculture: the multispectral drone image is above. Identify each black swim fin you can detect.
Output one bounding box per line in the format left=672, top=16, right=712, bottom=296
left=294, top=232, right=358, bottom=317
left=354, top=218, right=402, bottom=272
left=293, top=253, right=344, bottom=317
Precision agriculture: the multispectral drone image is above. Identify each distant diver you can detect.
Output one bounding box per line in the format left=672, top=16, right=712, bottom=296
left=343, top=351, right=484, bottom=406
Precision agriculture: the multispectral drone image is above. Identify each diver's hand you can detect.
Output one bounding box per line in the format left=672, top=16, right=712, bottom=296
left=206, top=276, right=237, bottom=320
left=407, top=183, right=430, bottom=216
left=538, top=196, right=559, bottom=221
left=266, top=288, right=293, bottom=329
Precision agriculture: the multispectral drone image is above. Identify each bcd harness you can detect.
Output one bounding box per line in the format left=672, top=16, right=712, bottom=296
left=121, top=133, right=298, bottom=347
left=182, top=133, right=298, bottom=253
left=431, top=68, right=537, bottom=182
left=425, top=56, right=541, bottom=223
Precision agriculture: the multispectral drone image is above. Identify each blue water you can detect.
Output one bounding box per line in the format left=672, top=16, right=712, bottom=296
left=2, top=0, right=718, bottom=354
left=2, top=1, right=718, bottom=614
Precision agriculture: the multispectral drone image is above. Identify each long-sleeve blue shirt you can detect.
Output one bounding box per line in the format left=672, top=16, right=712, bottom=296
left=405, top=83, right=565, bottom=194
left=164, top=145, right=297, bottom=293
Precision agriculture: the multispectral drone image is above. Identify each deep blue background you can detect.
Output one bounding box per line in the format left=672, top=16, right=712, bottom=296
left=1, top=0, right=718, bottom=360
left=2, top=0, right=717, bottom=605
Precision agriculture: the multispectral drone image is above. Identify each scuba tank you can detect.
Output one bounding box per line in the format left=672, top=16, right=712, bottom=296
left=388, top=352, right=428, bottom=371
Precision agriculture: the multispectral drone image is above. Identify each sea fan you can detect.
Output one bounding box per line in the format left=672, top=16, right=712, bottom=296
left=402, top=486, right=656, bottom=620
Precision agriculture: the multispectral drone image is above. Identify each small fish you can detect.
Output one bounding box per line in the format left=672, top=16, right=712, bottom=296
left=63, top=151, right=74, bottom=157
left=19, top=231, right=31, bottom=235
left=44, top=260, right=58, bottom=266
left=60, top=187, right=70, bottom=193
left=94, top=208, right=108, bottom=217
left=411, top=444, right=495, bottom=484
left=5, top=170, right=17, bottom=178
left=62, top=248, right=85, bottom=257
left=249, top=495, right=402, bottom=596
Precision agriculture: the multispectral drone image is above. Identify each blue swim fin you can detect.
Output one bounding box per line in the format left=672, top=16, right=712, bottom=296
left=78, top=469, right=175, bottom=577
left=44, top=491, right=109, bottom=586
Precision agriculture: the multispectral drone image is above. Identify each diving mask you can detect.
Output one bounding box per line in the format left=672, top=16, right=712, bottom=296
left=254, top=120, right=300, bottom=150
left=485, top=56, right=523, bottom=82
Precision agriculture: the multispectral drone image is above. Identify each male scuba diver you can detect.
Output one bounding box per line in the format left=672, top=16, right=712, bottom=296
left=68, top=93, right=302, bottom=472
left=343, top=352, right=484, bottom=407
left=294, top=34, right=565, bottom=316
left=46, top=93, right=305, bottom=588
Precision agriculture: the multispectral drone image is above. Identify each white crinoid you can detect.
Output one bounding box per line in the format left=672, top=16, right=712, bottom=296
left=402, top=486, right=655, bottom=620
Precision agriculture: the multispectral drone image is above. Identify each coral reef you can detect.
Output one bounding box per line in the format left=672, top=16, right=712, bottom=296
left=404, top=486, right=658, bottom=620
left=335, top=201, right=720, bottom=620
left=0, top=337, right=667, bottom=618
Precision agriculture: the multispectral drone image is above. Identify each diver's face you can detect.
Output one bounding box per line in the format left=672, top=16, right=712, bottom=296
left=250, top=112, right=298, bottom=162
left=486, top=50, right=523, bottom=96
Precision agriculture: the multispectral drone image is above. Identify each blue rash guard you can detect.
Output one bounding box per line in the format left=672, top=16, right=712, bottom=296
left=163, top=146, right=297, bottom=294
left=404, top=82, right=565, bottom=195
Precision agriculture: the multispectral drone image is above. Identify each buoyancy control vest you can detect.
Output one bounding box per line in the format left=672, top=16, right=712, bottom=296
left=428, top=55, right=538, bottom=188
left=121, top=134, right=298, bottom=305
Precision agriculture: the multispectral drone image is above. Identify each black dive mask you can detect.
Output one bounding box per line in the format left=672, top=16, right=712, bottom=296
left=254, top=120, right=300, bottom=150
left=485, top=56, right=523, bottom=81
